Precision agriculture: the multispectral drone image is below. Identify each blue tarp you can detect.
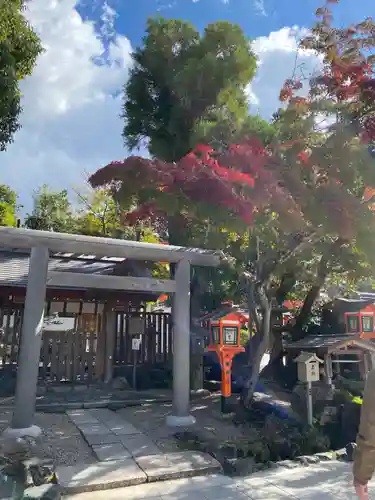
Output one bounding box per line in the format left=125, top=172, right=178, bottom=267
left=203, top=351, right=291, bottom=420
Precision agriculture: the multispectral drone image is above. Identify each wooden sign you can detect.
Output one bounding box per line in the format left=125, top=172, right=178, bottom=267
left=132, top=338, right=142, bottom=351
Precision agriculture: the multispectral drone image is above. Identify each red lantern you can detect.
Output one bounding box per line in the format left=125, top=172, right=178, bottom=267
left=207, top=318, right=244, bottom=413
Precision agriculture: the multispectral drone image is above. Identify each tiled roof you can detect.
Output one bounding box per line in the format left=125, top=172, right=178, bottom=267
left=0, top=249, right=151, bottom=289
left=287, top=334, right=375, bottom=354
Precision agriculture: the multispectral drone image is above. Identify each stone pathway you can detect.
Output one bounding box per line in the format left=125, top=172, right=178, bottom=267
left=62, top=460, right=369, bottom=499
left=60, top=408, right=221, bottom=494
left=66, top=408, right=165, bottom=460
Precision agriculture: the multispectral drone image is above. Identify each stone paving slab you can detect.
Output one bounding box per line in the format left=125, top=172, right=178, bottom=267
left=92, top=443, right=132, bottom=461
left=77, top=423, right=111, bottom=436
left=111, top=422, right=142, bottom=435
left=57, top=458, right=147, bottom=494
left=67, top=410, right=100, bottom=425
left=60, top=461, right=375, bottom=499
left=84, top=433, right=121, bottom=446
left=119, top=434, right=162, bottom=457
left=135, top=451, right=222, bottom=482
left=23, top=484, right=62, bottom=499
left=89, top=408, right=142, bottom=435
left=165, top=451, right=222, bottom=473
left=62, top=473, right=232, bottom=500
left=232, top=461, right=361, bottom=499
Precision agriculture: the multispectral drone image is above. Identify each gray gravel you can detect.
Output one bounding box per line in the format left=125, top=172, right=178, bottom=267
left=0, top=411, right=95, bottom=466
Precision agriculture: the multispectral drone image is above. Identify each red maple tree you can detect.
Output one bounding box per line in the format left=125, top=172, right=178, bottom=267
left=90, top=1, right=375, bottom=401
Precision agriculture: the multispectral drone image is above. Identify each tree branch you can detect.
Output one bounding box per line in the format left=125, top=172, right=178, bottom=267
left=292, top=237, right=346, bottom=338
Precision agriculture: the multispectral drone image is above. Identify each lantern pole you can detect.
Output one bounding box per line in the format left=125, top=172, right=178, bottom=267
left=307, top=381, right=313, bottom=426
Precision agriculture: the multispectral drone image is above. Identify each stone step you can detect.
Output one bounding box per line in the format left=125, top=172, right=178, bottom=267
left=57, top=452, right=222, bottom=494
left=62, top=473, right=232, bottom=500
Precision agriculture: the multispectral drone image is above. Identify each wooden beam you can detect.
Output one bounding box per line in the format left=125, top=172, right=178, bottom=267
left=333, top=350, right=365, bottom=356
left=0, top=286, right=156, bottom=303
left=331, top=359, right=361, bottom=363
left=47, top=271, right=176, bottom=294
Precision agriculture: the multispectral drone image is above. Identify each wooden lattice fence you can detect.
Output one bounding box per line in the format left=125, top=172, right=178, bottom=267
left=114, top=312, right=172, bottom=366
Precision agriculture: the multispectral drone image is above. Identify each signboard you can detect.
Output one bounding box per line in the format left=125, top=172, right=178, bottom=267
left=128, top=316, right=145, bottom=335
left=211, top=326, right=220, bottom=345
left=295, top=352, right=323, bottom=383
left=347, top=315, right=360, bottom=333
left=223, top=326, right=238, bottom=345
left=362, top=315, right=374, bottom=333
left=132, top=338, right=142, bottom=351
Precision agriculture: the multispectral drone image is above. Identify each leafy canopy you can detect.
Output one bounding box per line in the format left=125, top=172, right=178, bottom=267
left=123, top=17, right=257, bottom=161
left=0, top=1, right=43, bottom=151
left=23, top=185, right=76, bottom=233
left=92, top=2, right=375, bottom=273
left=0, top=183, right=18, bottom=226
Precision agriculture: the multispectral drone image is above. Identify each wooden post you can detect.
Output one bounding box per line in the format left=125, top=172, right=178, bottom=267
left=104, top=307, right=117, bottom=383
left=370, top=353, right=375, bottom=372
left=307, top=381, right=313, bottom=426
left=363, top=352, right=370, bottom=378
left=324, top=353, right=333, bottom=389
left=95, top=307, right=106, bottom=380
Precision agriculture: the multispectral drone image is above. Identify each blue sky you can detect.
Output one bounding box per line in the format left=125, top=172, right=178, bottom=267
left=78, top=0, right=372, bottom=45
left=1, top=0, right=372, bottom=212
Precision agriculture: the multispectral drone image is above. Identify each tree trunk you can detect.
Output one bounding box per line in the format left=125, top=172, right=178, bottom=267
left=292, top=255, right=329, bottom=341
left=242, top=281, right=272, bottom=406
left=269, top=328, right=283, bottom=366
left=266, top=271, right=296, bottom=373
left=190, top=273, right=204, bottom=390
left=242, top=299, right=271, bottom=406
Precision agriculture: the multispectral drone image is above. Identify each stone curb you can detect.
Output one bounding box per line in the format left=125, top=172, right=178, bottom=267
left=269, top=447, right=349, bottom=470
left=0, top=399, right=173, bottom=413
left=0, top=390, right=210, bottom=413
left=225, top=446, right=352, bottom=477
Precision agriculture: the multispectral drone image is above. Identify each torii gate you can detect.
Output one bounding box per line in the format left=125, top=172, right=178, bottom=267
left=0, top=227, right=221, bottom=440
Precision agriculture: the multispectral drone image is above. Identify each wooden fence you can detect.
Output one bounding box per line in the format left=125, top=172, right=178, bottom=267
left=39, top=330, right=100, bottom=383
left=114, top=312, right=172, bottom=366
left=0, top=306, right=23, bottom=368
left=0, top=305, right=172, bottom=384
left=0, top=304, right=104, bottom=383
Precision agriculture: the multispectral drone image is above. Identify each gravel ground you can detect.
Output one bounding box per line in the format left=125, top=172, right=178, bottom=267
left=117, top=394, right=247, bottom=448
left=0, top=411, right=95, bottom=466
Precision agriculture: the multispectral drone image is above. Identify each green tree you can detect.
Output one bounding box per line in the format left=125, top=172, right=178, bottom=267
left=124, top=17, right=256, bottom=164
left=120, top=16, right=262, bottom=366
left=0, top=1, right=43, bottom=151
left=73, top=185, right=164, bottom=242
left=0, top=183, right=18, bottom=226
left=24, top=185, right=75, bottom=232
left=73, top=187, right=132, bottom=238
left=73, top=185, right=169, bottom=279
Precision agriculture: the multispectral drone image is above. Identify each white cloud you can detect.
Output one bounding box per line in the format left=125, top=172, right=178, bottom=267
left=1, top=0, right=133, bottom=212
left=99, top=1, right=118, bottom=40
left=253, top=0, right=267, bottom=17
left=248, top=27, right=322, bottom=119
left=1, top=6, right=322, bottom=214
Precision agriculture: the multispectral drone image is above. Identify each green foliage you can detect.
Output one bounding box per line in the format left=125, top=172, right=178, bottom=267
left=0, top=183, right=18, bottom=226
left=22, top=183, right=167, bottom=280
left=193, top=112, right=277, bottom=152
left=74, top=187, right=134, bottom=239
left=227, top=416, right=330, bottom=463
left=240, top=328, right=251, bottom=346
left=123, top=17, right=256, bottom=161
left=23, top=185, right=76, bottom=232
left=0, top=0, right=43, bottom=151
